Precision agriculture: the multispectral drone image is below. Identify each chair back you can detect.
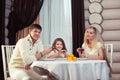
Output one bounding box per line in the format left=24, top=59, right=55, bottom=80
left=1, top=45, right=15, bottom=80
left=104, top=44, right=113, bottom=67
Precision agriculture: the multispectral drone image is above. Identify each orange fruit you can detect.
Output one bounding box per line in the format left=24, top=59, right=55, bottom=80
left=67, top=57, right=72, bottom=60
left=66, top=54, right=77, bottom=60
left=72, top=57, right=77, bottom=60
left=69, top=54, right=74, bottom=57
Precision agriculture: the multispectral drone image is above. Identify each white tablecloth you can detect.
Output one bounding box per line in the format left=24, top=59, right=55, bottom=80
left=31, top=58, right=110, bottom=80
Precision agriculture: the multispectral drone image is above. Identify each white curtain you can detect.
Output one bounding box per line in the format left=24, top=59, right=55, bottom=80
left=40, top=0, right=72, bottom=53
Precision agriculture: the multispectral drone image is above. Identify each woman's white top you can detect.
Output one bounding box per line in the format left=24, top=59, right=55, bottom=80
left=82, top=42, right=103, bottom=56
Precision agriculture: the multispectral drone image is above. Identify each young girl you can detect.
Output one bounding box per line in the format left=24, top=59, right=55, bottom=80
left=46, top=38, right=68, bottom=58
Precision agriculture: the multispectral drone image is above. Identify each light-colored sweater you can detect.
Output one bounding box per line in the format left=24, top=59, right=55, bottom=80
left=9, top=34, right=44, bottom=69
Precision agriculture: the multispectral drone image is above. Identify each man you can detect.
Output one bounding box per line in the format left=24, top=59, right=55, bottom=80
left=9, top=24, right=54, bottom=80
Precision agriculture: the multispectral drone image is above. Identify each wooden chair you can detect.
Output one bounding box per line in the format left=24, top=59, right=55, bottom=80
left=1, top=45, right=15, bottom=80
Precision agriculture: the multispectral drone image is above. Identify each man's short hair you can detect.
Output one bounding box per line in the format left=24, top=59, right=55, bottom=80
left=29, top=24, right=42, bottom=31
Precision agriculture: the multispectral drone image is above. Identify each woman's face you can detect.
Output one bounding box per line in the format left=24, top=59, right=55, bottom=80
left=85, top=28, right=95, bottom=40
left=55, top=41, right=63, bottom=51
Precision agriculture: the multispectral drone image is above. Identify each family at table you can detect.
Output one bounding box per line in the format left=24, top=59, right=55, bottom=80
left=9, top=24, right=111, bottom=80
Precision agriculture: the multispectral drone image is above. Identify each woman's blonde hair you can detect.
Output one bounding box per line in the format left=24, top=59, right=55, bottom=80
left=84, top=26, right=103, bottom=49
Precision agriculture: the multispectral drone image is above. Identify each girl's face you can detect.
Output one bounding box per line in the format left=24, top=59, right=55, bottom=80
left=55, top=41, right=63, bottom=51
left=85, top=28, right=95, bottom=40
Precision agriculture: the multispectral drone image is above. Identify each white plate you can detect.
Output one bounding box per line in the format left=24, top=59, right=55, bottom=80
left=56, top=58, right=66, bottom=60
left=78, top=58, right=90, bottom=60
left=40, top=58, right=56, bottom=61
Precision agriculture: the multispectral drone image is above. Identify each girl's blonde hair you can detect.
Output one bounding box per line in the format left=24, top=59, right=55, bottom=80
left=84, top=26, right=103, bottom=49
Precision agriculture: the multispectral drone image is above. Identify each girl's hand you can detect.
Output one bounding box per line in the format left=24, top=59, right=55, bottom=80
left=56, top=51, right=64, bottom=57
left=61, top=50, right=66, bottom=54
left=62, top=50, right=69, bottom=57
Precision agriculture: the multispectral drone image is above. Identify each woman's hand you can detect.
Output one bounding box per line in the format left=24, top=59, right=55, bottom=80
left=77, top=48, right=84, bottom=57
left=81, top=53, right=90, bottom=58
left=77, top=48, right=80, bottom=53
left=77, top=48, right=84, bottom=53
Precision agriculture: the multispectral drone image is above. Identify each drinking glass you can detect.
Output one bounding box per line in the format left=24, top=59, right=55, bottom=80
left=78, top=48, right=84, bottom=54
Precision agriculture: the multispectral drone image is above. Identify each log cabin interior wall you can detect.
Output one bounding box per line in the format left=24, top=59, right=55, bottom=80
left=4, top=0, right=120, bottom=79
left=84, top=0, right=120, bottom=80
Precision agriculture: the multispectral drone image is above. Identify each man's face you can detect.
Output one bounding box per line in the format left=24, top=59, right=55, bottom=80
left=29, top=28, right=41, bottom=41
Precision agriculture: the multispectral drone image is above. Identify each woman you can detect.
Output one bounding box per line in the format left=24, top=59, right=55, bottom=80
left=77, top=26, right=112, bottom=76
left=77, top=27, right=104, bottom=59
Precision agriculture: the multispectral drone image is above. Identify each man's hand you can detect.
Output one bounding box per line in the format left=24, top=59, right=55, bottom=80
left=24, top=63, right=32, bottom=70
left=35, top=53, right=41, bottom=60
left=42, top=47, right=53, bottom=55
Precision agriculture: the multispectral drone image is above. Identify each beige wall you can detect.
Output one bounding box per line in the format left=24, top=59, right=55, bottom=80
left=84, top=0, right=120, bottom=80
left=5, top=0, right=120, bottom=79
